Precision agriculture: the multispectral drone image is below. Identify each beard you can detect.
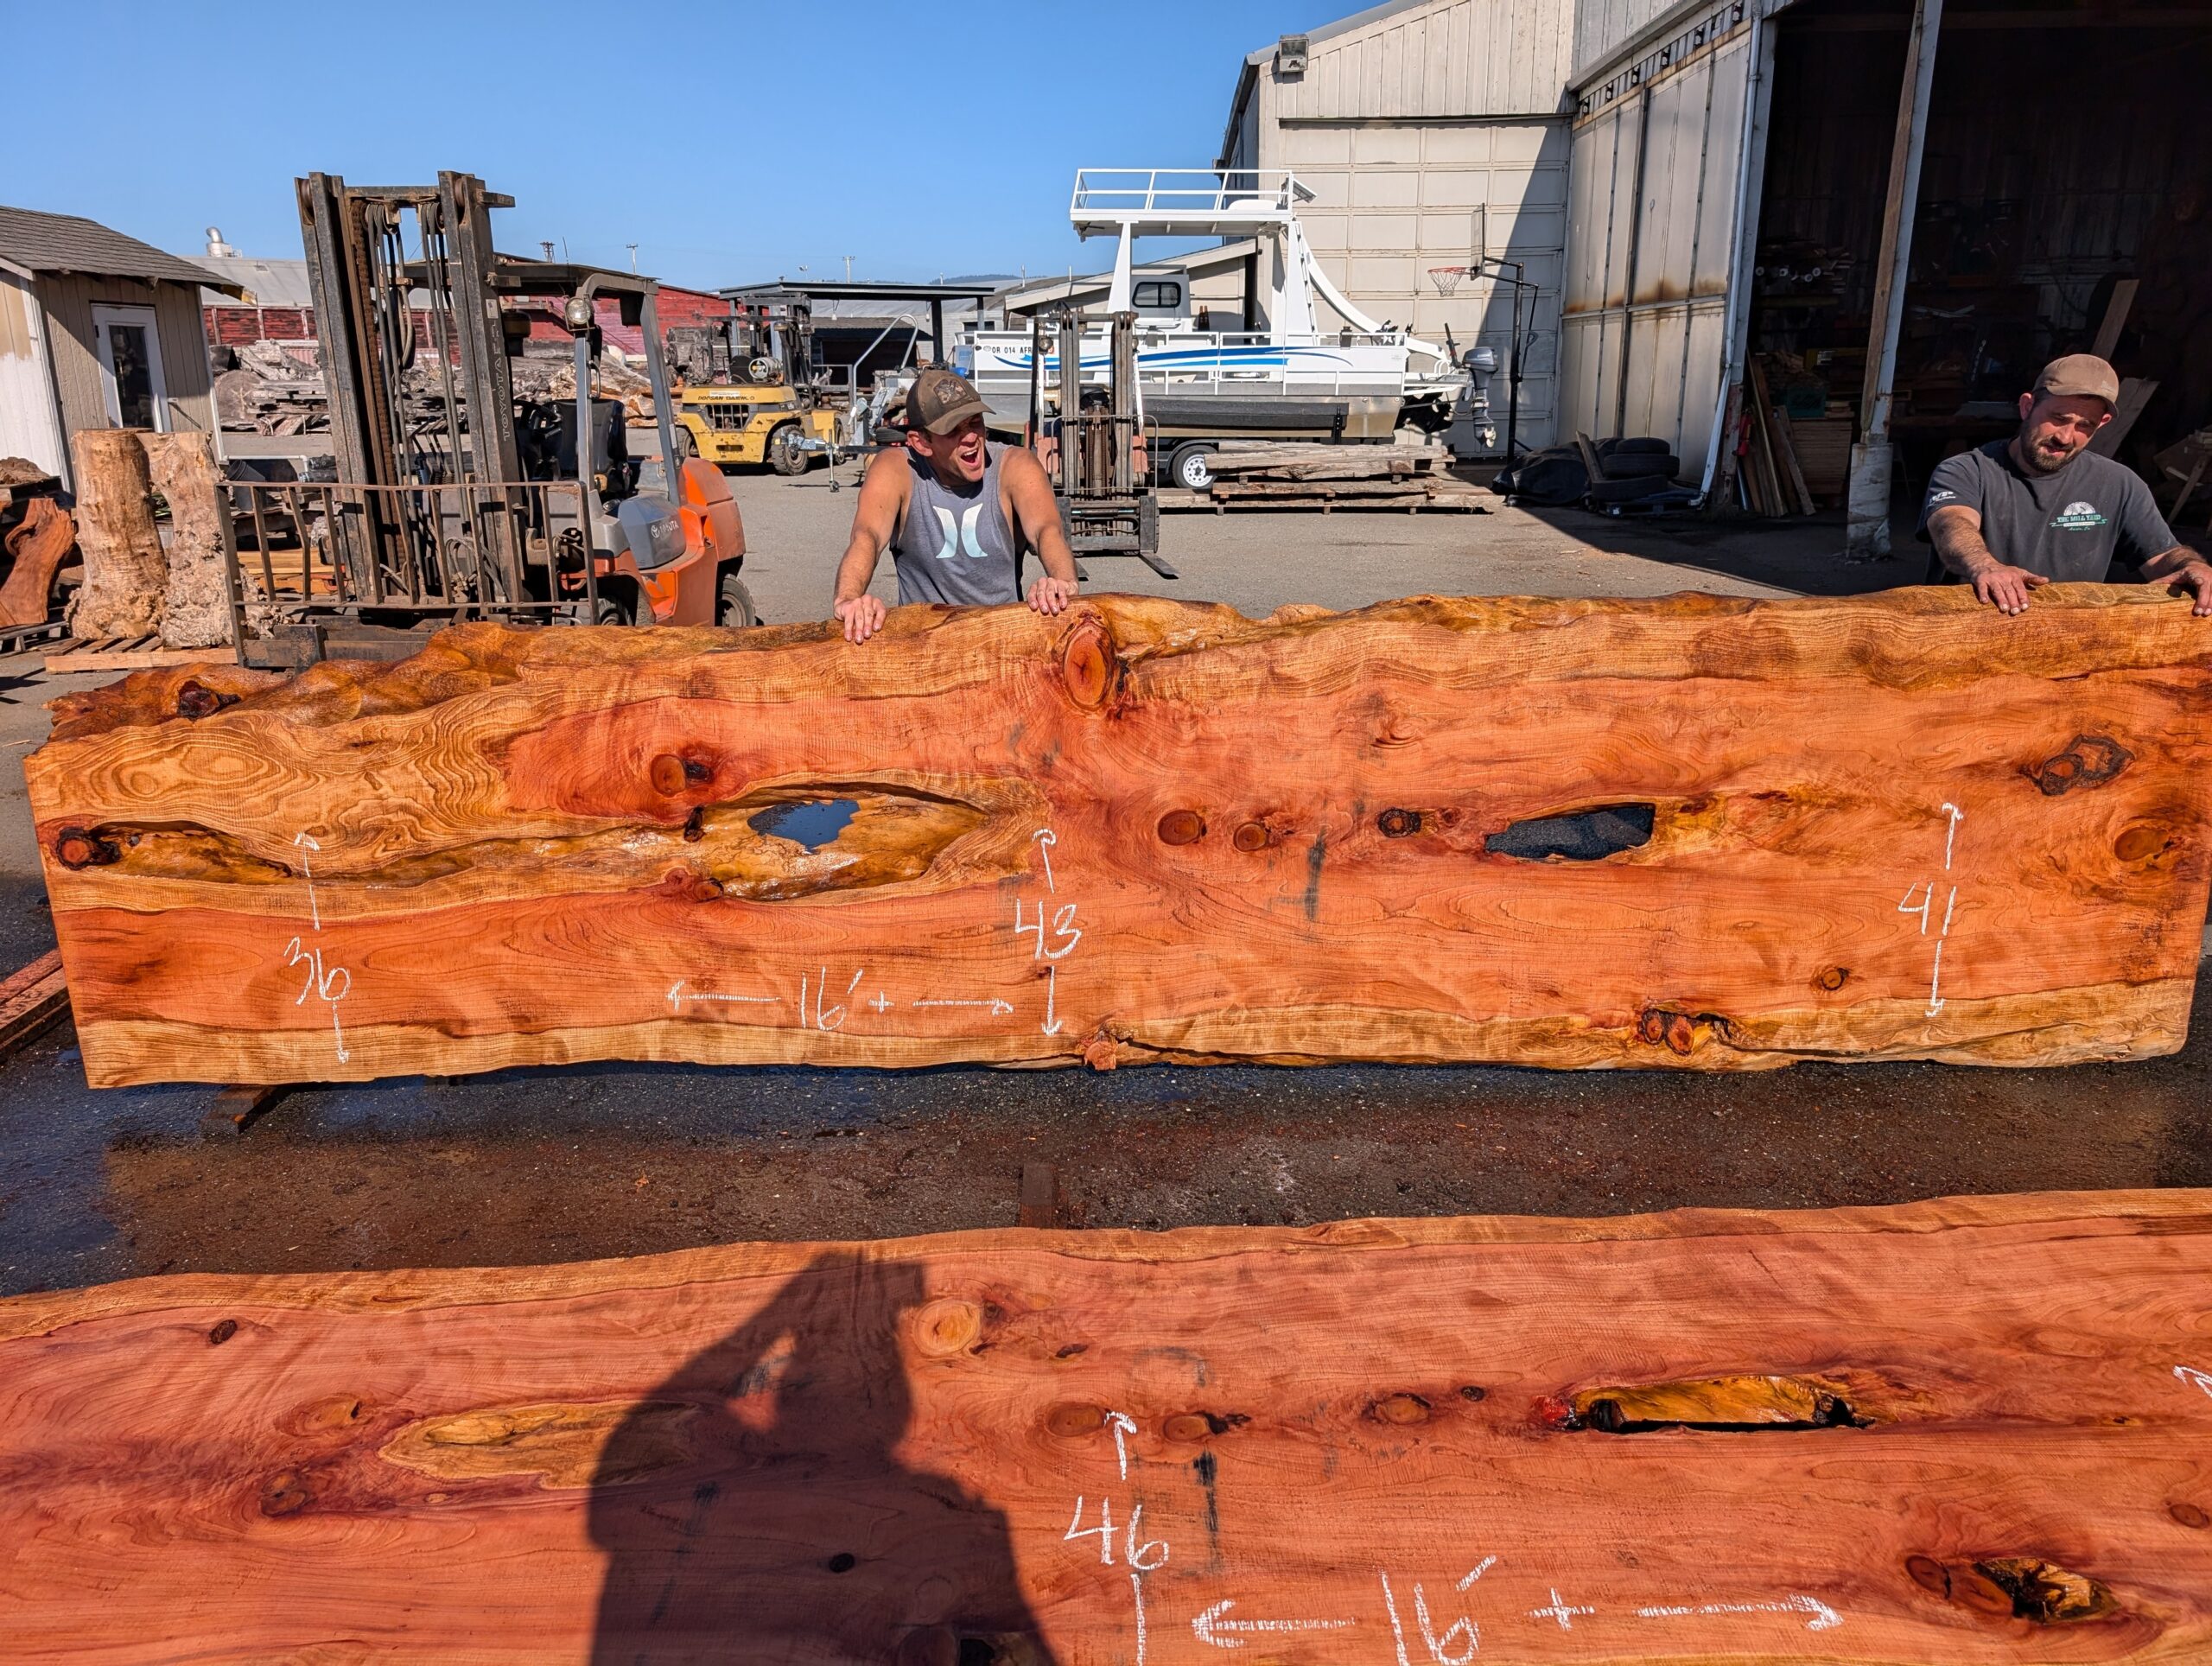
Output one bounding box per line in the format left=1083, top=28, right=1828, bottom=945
left=2018, top=433, right=2082, bottom=476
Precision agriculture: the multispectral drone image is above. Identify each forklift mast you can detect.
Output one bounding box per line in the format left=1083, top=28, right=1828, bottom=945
left=1030, top=308, right=1172, bottom=578
left=296, top=170, right=529, bottom=601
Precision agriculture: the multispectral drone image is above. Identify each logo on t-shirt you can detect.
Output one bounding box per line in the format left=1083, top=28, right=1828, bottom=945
left=1927, top=487, right=1957, bottom=504
left=2051, top=500, right=2107, bottom=531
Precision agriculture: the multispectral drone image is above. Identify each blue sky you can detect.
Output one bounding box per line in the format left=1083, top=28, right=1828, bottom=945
left=4, top=0, right=1357, bottom=290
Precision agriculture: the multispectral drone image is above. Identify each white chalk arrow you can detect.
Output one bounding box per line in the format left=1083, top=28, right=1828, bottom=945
left=666, top=979, right=779, bottom=1013
left=2177, top=1364, right=2212, bottom=1401
left=1637, top=1593, right=1842, bottom=1632
left=1106, top=1409, right=1137, bottom=1478
left=1192, top=1600, right=1356, bottom=1648
left=293, top=832, right=323, bottom=929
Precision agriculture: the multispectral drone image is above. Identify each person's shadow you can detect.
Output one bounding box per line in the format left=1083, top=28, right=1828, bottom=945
left=588, top=1250, right=1056, bottom=1665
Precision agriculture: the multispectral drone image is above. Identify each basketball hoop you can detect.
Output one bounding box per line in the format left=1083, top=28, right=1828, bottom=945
left=1427, top=264, right=1473, bottom=299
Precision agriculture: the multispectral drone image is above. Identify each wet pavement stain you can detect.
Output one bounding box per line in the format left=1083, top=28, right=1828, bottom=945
left=2, top=969, right=2209, bottom=1294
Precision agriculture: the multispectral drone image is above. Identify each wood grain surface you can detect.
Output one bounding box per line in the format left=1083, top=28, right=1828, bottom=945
left=24, top=585, right=2212, bottom=1087
left=2, top=1190, right=2210, bottom=1662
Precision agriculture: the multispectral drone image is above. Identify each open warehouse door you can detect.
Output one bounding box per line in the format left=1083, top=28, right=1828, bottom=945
left=1751, top=0, right=2212, bottom=548
left=1560, top=0, right=2212, bottom=537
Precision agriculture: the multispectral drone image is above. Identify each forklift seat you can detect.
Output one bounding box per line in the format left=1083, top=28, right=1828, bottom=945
left=677, top=459, right=744, bottom=563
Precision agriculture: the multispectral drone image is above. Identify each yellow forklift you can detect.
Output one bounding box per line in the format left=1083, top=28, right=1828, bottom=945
left=666, top=294, right=838, bottom=475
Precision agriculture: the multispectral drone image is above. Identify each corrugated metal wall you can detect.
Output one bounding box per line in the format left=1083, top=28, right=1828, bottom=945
left=1573, top=0, right=1706, bottom=79
left=1275, top=0, right=1575, bottom=120
left=1558, top=1, right=1764, bottom=466
left=37, top=273, right=216, bottom=439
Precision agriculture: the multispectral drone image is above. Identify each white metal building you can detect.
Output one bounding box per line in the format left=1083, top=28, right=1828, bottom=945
left=1218, top=0, right=1578, bottom=453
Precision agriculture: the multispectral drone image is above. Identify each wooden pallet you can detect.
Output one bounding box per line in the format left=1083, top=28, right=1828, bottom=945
left=0, top=949, right=69, bottom=1059
left=1, top=1191, right=2209, bottom=1660
left=44, top=635, right=231, bottom=675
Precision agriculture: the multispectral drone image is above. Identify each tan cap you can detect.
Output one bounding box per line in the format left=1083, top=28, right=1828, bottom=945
left=2032, top=353, right=2120, bottom=407
left=905, top=367, right=988, bottom=434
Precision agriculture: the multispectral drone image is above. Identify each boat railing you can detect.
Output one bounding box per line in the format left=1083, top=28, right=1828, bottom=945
left=1069, top=169, right=1316, bottom=220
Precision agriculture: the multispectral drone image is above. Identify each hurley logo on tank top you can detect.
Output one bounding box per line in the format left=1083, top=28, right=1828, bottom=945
left=2052, top=501, right=2107, bottom=531
left=931, top=505, right=989, bottom=560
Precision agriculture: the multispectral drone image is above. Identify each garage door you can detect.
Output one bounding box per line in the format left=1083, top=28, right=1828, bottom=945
left=1559, top=0, right=1771, bottom=484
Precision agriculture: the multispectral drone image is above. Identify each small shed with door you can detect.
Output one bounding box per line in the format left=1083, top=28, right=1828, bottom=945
left=0, top=205, right=239, bottom=490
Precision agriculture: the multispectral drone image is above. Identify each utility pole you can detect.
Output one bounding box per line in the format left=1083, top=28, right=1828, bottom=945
left=539, top=240, right=555, bottom=262
left=626, top=243, right=639, bottom=273
left=842, top=254, right=855, bottom=281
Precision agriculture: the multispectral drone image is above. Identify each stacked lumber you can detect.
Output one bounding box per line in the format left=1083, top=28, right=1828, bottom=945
left=24, top=586, right=2212, bottom=1087
left=1191, top=442, right=1489, bottom=512
left=1, top=1191, right=2209, bottom=1660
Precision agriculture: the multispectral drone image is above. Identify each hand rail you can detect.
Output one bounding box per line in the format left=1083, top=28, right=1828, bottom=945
left=1069, top=169, right=1313, bottom=217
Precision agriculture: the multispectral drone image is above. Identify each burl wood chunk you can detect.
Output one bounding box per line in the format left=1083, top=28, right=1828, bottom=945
left=0, top=1191, right=2205, bottom=1659
left=64, top=428, right=166, bottom=640
left=23, top=585, right=2212, bottom=1087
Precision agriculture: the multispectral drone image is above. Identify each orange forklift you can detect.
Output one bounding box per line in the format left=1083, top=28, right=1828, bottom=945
left=225, top=171, right=757, bottom=669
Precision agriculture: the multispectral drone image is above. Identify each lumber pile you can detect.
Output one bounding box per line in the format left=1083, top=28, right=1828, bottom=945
left=1, top=1190, right=2209, bottom=1660
left=1191, top=441, right=1489, bottom=512
left=27, top=587, right=2212, bottom=1087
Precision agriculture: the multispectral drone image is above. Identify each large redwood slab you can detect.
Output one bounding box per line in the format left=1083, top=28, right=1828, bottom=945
left=24, top=585, right=2212, bottom=1086
left=2, top=1192, right=2210, bottom=1661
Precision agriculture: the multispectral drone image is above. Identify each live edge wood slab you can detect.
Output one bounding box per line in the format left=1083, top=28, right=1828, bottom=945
left=3, top=1191, right=2210, bottom=1662
left=24, top=585, right=2212, bottom=1087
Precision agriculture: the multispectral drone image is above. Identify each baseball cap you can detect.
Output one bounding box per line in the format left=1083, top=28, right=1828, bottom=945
left=2032, top=353, right=2120, bottom=408
left=905, top=368, right=988, bottom=434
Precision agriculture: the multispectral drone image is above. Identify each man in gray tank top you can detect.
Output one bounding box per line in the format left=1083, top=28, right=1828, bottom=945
left=832, top=368, right=1078, bottom=642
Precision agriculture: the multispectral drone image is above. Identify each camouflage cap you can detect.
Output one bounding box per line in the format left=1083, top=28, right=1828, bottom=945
left=905, top=367, right=988, bottom=435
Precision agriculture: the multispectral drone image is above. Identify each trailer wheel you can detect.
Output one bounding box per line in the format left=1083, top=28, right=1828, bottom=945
left=717, top=570, right=760, bottom=627
left=767, top=423, right=809, bottom=476
left=1169, top=442, right=1217, bottom=491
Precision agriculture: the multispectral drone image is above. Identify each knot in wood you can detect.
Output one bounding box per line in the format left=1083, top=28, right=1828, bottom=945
left=53, top=826, right=120, bottom=869
left=1370, top=1392, right=1431, bottom=1426
left=2026, top=734, right=2132, bottom=797
left=912, top=1298, right=982, bottom=1358
left=2113, top=821, right=2176, bottom=862
left=1058, top=615, right=1117, bottom=710
left=1815, top=965, right=1850, bottom=992
left=1231, top=820, right=1271, bottom=852
left=175, top=680, right=235, bottom=721
left=1156, top=810, right=1205, bottom=846
left=1376, top=808, right=1423, bottom=837
left=1043, top=1402, right=1105, bottom=1438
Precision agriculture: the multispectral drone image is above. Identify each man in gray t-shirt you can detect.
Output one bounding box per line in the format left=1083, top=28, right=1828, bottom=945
left=1917, top=353, right=2211, bottom=616
left=831, top=369, right=1078, bottom=644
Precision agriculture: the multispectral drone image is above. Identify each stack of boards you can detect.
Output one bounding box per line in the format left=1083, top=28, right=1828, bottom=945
left=0, top=1191, right=2208, bottom=1658
left=1165, top=441, right=1491, bottom=512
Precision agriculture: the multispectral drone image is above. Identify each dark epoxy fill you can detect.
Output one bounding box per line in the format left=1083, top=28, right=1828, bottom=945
left=1488, top=804, right=1655, bottom=862
left=748, top=799, right=859, bottom=852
